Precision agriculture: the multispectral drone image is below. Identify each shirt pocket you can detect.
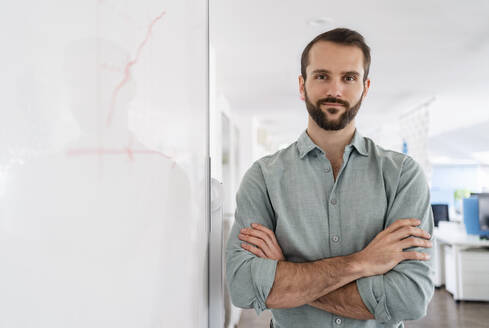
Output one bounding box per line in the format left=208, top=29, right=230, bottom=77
left=338, top=168, right=388, bottom=252
left=272, top=189, right=331, bottom=262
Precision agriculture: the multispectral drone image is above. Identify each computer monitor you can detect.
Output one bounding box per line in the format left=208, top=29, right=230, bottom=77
left=478, top=195, right=489, bottom=233
left=463, top=196, right=489, bottom=237
left=431, top=204, right=449, bottom=227
left=470, top=192, right=489, bottom=198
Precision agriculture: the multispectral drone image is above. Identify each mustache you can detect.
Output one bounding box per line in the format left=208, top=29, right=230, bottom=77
left=318, top=97, right=349, bottom=107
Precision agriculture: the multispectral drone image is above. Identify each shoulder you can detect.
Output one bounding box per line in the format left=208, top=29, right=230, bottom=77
left=239, top=142, right=300, bottom=189
left=236, top=144, right=299, bottom=205
left=253, top=142, right=300, bottom=174
left=363, top=136, right=420, bottom=175
left=362, top=137, right=428, bottom=197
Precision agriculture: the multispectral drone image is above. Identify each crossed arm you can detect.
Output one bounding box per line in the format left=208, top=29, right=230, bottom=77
left=309, top=281, right=372, bottom=320
left=238, top=219, right=432, bottom=320
left=227, top=158, right=435, bottom=322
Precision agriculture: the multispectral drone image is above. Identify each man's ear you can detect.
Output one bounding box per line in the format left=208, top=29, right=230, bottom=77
left=299, top=75, right=305, bottom=101
left=362, top=78, right=371, bottom=99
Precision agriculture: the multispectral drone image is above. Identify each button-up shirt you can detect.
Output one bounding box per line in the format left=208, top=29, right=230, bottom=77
left=226, top=129, right=434, bottom=328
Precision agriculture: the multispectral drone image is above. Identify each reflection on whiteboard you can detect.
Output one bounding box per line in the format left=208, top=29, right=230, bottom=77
left=0, top=1, right=208, bottom=327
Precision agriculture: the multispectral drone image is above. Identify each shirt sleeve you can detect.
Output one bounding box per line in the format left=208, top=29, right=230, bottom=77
left=356, top=156, right=435, bottom=324
left=225, top=161, right=278, bottom=315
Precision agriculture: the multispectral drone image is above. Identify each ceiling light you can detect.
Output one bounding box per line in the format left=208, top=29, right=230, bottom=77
left=307, top=17, right=334, bottom=28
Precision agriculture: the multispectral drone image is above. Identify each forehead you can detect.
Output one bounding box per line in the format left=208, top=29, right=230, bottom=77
left=307, top=41, right=365, bottom=74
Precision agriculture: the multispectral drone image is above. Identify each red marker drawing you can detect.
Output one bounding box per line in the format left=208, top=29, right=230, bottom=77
left=66, top=148, right=172, bottom=160
left=106, top=10, right=166, bottom=127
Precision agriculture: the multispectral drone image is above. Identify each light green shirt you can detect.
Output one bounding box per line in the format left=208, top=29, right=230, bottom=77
left=226, top=129, right=434, bottom=328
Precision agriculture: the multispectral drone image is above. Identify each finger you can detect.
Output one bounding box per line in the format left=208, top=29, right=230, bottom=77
left=251, top=224, right=283, bottom=250
left=386, top=218, right=421, bottom=233
left=402, top=251, right=430, bottom=261
left=241, top=242, right=266, bottom=258
left=242, top=226, right=275, bottom=249
left=247, top=224, right=285, bottom=261
left=393, top=226, right=431, bottom=241
left=251, top=223, right=276, bottom=241
left=239, top=234, right=271, bottom=255
left=399, top=236, right=433, bottom=250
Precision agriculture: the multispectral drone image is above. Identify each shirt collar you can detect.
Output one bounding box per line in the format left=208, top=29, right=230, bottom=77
left=297, top=129, right=369, bottom=159
left=349, top=129, right=369, bottom=157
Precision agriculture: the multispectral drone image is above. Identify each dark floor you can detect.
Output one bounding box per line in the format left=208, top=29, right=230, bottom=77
left=238, top=288, right=489, bottom=328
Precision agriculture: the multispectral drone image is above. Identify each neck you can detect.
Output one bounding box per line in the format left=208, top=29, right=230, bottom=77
left=306, top=117, right=356, bottom=159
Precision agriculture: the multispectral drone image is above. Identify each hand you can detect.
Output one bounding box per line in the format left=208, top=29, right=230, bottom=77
left=357, top=218, right=432, bottom=276
left=238, top=223, right=285, bottom=261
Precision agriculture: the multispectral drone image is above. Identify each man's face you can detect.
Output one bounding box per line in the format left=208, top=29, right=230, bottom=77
left=299, top=41, right=370, bottom=131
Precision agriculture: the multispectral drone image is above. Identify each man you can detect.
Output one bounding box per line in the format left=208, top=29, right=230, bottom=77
left=225, top=28, right=434, bottom=328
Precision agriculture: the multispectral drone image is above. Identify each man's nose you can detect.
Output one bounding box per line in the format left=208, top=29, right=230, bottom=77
left=326, top=78, right=343, bottom=98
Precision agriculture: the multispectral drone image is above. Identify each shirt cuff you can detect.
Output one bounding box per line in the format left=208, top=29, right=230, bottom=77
left=356, top=275, right=392, bottom=323
left=250, top=257, right=278, bottom=315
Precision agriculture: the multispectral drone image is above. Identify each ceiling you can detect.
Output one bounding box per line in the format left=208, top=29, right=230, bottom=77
left=211, top=0, right=489, bottom=163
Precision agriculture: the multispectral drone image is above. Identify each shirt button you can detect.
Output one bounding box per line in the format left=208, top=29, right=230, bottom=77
left=325, top=167, right=331, bottom=173
left=335, top=318, right=342, bottom=325
left=332, top=235, right=340, bottom=243
left=330, top=198, right=337, bottom=205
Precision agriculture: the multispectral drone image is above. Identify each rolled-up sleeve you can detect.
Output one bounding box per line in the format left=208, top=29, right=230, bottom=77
left=225, top=162, right=278, bottom=315
left=356, top=156, right=435, bottom=324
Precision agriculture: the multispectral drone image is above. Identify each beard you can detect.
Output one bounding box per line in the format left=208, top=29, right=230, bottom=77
left=305, top=88, right=364, bottom=131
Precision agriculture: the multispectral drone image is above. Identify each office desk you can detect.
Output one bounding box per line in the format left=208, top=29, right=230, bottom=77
left=434, top=227, right=489, bottom=301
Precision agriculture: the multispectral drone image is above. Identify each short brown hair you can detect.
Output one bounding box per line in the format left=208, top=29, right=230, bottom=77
left=301, top=28, right=371, bottom=82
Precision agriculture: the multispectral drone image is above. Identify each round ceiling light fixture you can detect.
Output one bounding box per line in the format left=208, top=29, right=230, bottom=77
left=307, top=17, right=334, bottom=28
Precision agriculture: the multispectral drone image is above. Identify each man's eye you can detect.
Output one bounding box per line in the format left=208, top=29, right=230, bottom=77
left=316, top=74, right=327, bottom=80
left=344, top=75, right=356, bottom=81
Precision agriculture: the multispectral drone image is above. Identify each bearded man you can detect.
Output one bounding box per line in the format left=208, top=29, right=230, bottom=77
left=226, top=28, right=434, bottom=328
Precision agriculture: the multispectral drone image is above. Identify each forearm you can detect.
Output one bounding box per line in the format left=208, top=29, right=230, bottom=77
left=265, top=253, right=363, bottom=309
left=309, top=281, right=374, bottom=320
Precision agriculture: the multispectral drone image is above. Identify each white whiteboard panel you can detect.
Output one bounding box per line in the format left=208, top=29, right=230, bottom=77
left=0, top=1, right=208, bottom=327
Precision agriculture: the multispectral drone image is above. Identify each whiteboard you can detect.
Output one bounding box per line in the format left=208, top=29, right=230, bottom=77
left=0, top=1, right=209, bottom=327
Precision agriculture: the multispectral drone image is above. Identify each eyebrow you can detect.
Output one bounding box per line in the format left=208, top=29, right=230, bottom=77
left=311, top=69, right=361, bottom=76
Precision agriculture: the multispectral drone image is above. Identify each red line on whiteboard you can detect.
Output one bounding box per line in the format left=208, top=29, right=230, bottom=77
left=106, top=10, right=166, bottom=127
left=100, top=63, right=124, bottom=73
left=66, top=148, right=172, bottom=160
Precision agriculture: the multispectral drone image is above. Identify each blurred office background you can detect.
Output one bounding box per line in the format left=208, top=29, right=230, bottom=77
left=210, top=1, right=489, bottom=327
